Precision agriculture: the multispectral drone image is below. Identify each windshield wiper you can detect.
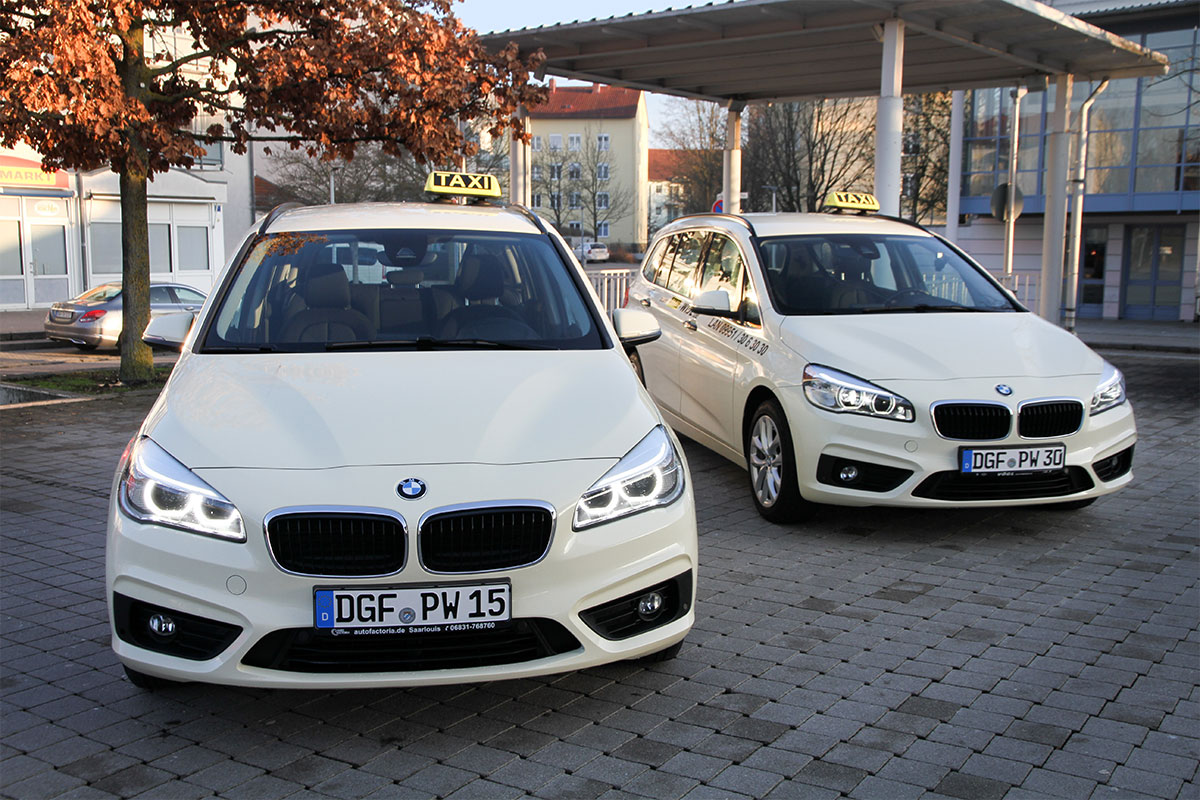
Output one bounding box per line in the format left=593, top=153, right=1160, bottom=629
left=859, top=304, right=979, bottom=314
left=325, top=337, right=549, bottom=351
left=200, top=344, right=285, bottom=353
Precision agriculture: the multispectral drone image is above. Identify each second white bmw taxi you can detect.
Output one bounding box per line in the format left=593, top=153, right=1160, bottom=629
left=107, top=173, right=696, bottom=689
left=626, top=194, right=1135, bottom=522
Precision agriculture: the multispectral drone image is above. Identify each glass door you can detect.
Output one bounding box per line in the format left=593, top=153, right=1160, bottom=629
left=0, top=197, right=25, bottom=307
left=1122, top=225, right=1185, bottom=320
left=1076, top=225, right=1107, bottom=319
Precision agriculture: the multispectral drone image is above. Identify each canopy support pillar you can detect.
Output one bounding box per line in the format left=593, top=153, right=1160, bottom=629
left=946, top=90, right=964, bottom=242
left=1040, top=74, right=1074, bottom=323
left=722, top=101, right=746, bottom=215
left=875, top=19, right=905, bottom=216
left=509, top=105, right=531, bottom=207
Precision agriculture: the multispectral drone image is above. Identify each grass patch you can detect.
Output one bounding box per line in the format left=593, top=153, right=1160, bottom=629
left=6, top=366, right=173, bottom=395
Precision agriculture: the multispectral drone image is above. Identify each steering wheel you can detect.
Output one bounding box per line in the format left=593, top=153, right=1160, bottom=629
left=884, top=288, right=928, bottom=307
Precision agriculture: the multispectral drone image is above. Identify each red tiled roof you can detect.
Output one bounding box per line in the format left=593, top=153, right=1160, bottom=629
left=528, top=81, right=641, bottom=119
left=649, top=149, right=686, bottom=182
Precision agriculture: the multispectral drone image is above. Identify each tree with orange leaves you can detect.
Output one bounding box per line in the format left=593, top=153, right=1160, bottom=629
left=0, top=0, right=544, bottom=382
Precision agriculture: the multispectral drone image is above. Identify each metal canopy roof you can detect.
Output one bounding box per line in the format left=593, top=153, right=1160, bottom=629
left=479, top=0, right=1169, bottom=103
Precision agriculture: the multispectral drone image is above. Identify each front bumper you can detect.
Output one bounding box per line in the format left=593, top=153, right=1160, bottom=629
left=106, top=459, right=697, bottom=688
left=782, top=380, right=1137, bottom=508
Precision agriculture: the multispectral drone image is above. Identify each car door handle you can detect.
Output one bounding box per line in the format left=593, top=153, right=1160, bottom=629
left=683, top=320, right=697, bottom=332
left=639, top=298, right=651, bottom=308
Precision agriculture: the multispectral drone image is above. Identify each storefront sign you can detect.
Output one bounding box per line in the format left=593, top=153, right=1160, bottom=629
left=0, top=156, right=69, bottom=190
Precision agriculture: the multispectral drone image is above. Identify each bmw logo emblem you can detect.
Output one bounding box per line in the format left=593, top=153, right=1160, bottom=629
left=995, top=384, right=1014, bottom=396
left=397, top=478, right=427, bottom=500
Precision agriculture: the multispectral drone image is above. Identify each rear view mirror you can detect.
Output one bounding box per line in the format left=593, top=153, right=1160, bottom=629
left=142, top=312, right=194, bottom=351
left=611, top=308, right=661, bottom=349
left=692, top=289, right=738, bottom=318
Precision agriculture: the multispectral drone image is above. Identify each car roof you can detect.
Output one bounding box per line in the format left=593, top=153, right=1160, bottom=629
left=657, top=212, right=932, bottom=240
left=262, top=202, right=544, bottom=235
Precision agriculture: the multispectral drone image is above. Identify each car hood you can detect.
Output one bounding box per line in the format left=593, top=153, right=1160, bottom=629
left=777, top=312, right=1104, bottom=382
left=142, top=350, right=658, bottom=470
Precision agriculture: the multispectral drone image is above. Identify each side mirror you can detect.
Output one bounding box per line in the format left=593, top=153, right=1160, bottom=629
left=143, top=312, right=194, bottom=351
left=611, top=308, right=661, bottom=349
left=692, top=289, right=738, bottom=318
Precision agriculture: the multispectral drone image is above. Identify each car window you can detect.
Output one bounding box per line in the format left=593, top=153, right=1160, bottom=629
left=173, top=287, right=207, bottom=304
left=665, top=231, right=707, bottom=297
left=643, top=237, right=674, bottom=285
left=758, top=233, right=1019, bottom=315
left=75, top=284, right=122, bottom=303
left=202, top=229, right=605, bottom=351
left=149, top=286, right=173, bottom=305
left=696, top=234, right=744, bottom=302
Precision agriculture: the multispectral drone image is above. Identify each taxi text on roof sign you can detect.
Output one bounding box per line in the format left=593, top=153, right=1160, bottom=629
left=825, top=192, right=880, bottom=212
left=424, top=171, right=502, bottom=199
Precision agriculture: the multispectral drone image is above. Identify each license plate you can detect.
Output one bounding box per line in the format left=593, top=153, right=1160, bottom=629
left=314, top=582, right=510, bottom=634
left=960, top=444, right=1066, bottom=474
left=50, top=309, right=72, bottom=321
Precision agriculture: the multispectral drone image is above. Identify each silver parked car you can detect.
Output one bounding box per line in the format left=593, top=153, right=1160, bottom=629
left=44, top=282, right=207, bottom=350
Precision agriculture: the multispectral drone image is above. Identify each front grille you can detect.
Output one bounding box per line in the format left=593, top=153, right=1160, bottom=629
left=420, top=506, right=553, bottom=573
left=913, top=466, right=1094, bottom=501
left=241, top=618, right=580, bottom=673
left=267, top=513, right=406, bottom=577
left=1019, top=400, right=1084, bottom=438
left=113, top=593, right=242, bottom=661
left=933, top=404, right=1011, bottom=440
left=1094, top=445, right=1134, bottom=482
left=580, top=571, right=693, bottom=641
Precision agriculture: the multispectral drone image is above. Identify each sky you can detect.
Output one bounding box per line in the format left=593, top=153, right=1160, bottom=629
left=453, top=0, right=692, bottom=144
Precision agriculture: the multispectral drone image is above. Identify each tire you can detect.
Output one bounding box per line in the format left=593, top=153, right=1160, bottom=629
left=1045, top=497, right=1096, bottom=511
left=745, top=399, right=813, bottom=523
left=627, top=349, right=646, bottom=386
left=123, top=665, right=177, bottom=690
left=637, top=640, right=683, bottom=663
left=73, top=343, right=98, bottom=352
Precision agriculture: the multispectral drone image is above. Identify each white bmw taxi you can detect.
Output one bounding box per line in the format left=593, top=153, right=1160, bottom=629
left=626, top=193, right=1136, bottom=522
left=107, top=173, right=696, bottom=689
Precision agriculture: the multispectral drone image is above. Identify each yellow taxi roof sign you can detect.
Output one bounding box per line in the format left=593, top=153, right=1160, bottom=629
left=824, top=192, right=880, bottom=212
left=424, top=171, right=502, bottom=199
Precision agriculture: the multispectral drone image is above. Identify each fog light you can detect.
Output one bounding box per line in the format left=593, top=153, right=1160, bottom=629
left=148, top=614, right=176, bottom=638
left=839, top=465, right=859, bottom=483
left=637, top=592, right=664, bottom=621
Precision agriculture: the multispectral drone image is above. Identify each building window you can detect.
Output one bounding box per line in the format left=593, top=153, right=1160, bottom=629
left=568, top=133, right=581, bottom=151
left=549, top=163, right=562, bottom=180
left=568, top=221, right=582, bottom=233
left=178, top=226, right=209, bottom=271
left=597, top=134, right=610, bottom=151
left=550, top=193, right=561, bottom=210
left=532, top=193, right=542, bottom=208
left=91, top=222, right=123, bottom=274
left=531, top=165, right=542, bottom=181
left=549, top=134, right=562, bottom=151
left=531, top=136, right=542, bottom=152
left=597, top=162, right=610, bottom=181
left=568, top=192, right=581, bottom=209
left=568, top=162, right=582, bottom=180
left=598, top=221, right=609, bottom=238
left=597, top=192, right=609, bottom=210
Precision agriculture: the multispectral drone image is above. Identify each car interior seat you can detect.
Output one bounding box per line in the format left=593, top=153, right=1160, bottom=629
left=279, top=263, right=374, bottom=344
left=438, top=254, right=537, bottom=340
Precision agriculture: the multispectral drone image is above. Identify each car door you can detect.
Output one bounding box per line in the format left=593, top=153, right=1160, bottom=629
left=678, top=232, right=756, bottom=450
left=170, top=286, right=207, bottom=314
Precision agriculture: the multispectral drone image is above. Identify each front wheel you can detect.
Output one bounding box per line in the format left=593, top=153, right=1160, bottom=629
left=627, top=349, right=646, bottom=386
left=745, top=399, right=813, bottom=523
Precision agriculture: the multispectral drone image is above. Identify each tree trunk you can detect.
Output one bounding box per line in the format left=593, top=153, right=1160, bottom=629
left=116, top=22, right=154, bottom=384
left=118, top=169, right=154, bottom=383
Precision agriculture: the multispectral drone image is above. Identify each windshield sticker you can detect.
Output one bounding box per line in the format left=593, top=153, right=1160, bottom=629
left=707, top=317, right=769, bottom=356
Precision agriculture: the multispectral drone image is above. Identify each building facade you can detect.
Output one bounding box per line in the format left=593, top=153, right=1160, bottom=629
left=648, top=149, right=686, bottom=237
left=0, top=141, right=253, bottom=312
left=951, top=0, right=1198, bottom=322
left=528, top=82, right=649, bottom=252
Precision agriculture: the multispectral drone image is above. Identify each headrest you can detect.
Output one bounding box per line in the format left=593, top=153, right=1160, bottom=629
left=456, top=255, right=505, bottom=301
left=385, top=269, right=424, bottom=287
left=304, top=263, right=351, bottom=309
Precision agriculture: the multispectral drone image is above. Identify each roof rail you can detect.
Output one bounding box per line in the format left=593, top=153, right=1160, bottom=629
left=667, top=212, right=757, bottom=237
left=258, top=202, right=304, bottom=235
left=876, top=214, right=930, bottom=232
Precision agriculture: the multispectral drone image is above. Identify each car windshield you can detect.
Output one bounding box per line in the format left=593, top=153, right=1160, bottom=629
left=757, top=233, right=1019, bottom=315
left=202, top=228, right=605, bottom=351
left=75, top=284, right=122, bottom=303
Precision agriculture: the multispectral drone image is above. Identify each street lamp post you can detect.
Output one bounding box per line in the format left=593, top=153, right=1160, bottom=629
left=762, top=184, right=778, bottom=213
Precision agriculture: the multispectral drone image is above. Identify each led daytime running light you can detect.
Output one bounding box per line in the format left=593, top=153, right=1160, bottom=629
left=1090, top=362, right=1126, bottom=416
left=119, top=438, right=245, bottom=541
left=574, top=426, right=684, bottom=530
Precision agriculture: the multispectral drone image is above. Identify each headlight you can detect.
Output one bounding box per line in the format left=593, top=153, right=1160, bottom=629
left=118, top=437, right=245, bottom=542
left=574, top=426, right=685, bottom=530
left=802, top=364, right=915, bottom=422
left=1090, top=361, right=1126, bottom=416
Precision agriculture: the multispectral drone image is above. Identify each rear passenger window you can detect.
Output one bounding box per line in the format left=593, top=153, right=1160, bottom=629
left=665, top=231, right=707, bottom=297
left=643, top=237, right=675, bottom=285
left=697, top=234, right=744, bottom=300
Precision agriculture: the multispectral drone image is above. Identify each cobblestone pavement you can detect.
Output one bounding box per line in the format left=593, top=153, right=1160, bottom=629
left=2, top=352, right=1196, bottom=800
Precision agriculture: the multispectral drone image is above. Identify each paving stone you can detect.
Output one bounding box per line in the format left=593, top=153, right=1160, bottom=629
left=932, top=771, right=1010, bottom=800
